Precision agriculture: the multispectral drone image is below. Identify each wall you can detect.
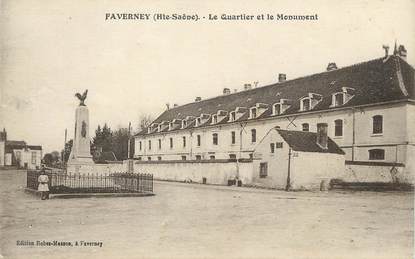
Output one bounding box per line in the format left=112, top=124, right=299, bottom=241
left=13, top=148, right=42, bottom=169
left=251, top=129, right=290, bottom=189
left=132, top=160, right=254, bottom=185
left=66, top=162, right=126, bottom=175
left=0, top=141, right=4, bottom=166
left=290, top=152, right=345, bottom=190
left=342, top=162, right=412, bottom=184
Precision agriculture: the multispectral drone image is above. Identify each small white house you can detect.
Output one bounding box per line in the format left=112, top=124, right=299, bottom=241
left=252, top=123, right=345, bottom=190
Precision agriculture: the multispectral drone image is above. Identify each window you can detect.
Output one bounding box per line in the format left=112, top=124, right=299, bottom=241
left=212, top=133, right=218, bottom=145
left=196, top=118, right=201, bottom=126
left=157, top=156, right=162, bottom=161
left=249, top=153, right=253, bottom=159
left=230, top=111, right=236, bottom=121
left=139, top=141, right=142, bottom=151
left=276, top=142, right=283, bottom=148
left=369, top=149, right=385, bottom=160
left=334, top=93, right=344, bottom=106
left=273, top=104, right=281, bottom=115
left=169, top=138, right=173, bottom=148
left=229, top=154, right=237, bottom=160
left=372, top=115, right=383, bottom=134
left=302, top=99, right=311, bottom=111
left=251, top=129, right=256, bottom=143
left=231, top=131, right=236, bottom=144
left=147, top=157, right=152, bottom=161
left=250, top=108, right=257, bottom=118
left=259, top=162, right=268, bottom=178
left=212, top=115, right=218, bottom=124
left=158, top=139, right=161, bottom=149
left=137, top=157, right=142, bottom=161
left=148, top=140, right=151, bottom=150
left=197, top=135, right=201, bottom=146
left=195, top=155, right=202, bottom=160
left=182, top=120, right=187, bottom=128
left=270, top=143, right=275, bottom=153
left=210, top=155, right=215, bottom=160
left=302, top=123, right=309, bottom=132
left=182, top=136, right=186, bottom=147
left=31, top=152, right=36, bottom=164
left=181, top=156, right=187, bottom=161
left=334, top=119, right=343, bottom=137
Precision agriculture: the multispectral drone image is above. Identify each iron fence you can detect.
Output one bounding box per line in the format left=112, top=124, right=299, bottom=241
left=27, top=170, right=153, bottom=194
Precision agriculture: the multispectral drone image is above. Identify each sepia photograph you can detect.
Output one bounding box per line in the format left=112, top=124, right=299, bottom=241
left=0, top=0, right=414, bottom=258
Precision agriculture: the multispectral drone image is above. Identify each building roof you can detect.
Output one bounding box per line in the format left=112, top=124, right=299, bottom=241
left=276, top=129, right=345, bottom=155
left=137, top=55, right=414, bottom=136
left=5, top=140, right=42, bottom=152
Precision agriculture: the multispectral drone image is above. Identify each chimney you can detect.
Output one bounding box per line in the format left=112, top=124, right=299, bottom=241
left=326, top=62, right=337, bottom=71
left=173, top=103, right=178, bottom=108
left=278, top=73, right=286, bottom=83
left=382, top=44, right=390, bottom=57
left=244, top=83, right=252, bottom=90
left=0, top=128, right=6, bottom=142
left=316, top=123, right=328, bottom=149
left=165, top=103, right=170, bottom=110
left=223, top=88, right=231, bottom=95
left=195, top=97, right=202, bottom=102
left=398, top=45, right=407, bottom=61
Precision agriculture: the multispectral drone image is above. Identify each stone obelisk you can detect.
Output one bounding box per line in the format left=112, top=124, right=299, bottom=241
left=67, top=89, right=94, bottom=166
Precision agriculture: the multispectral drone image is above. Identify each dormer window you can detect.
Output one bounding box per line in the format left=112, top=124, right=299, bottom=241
left=148, top=123, right=159, bottom=133
left=250, top=107, right=257, bottom=119
left=272, top=99, right=291, bottom=115
left=182, top=120, right=188, bottom=128
left=249, top=103, right=268, bottom=119
left=195, top=114, right=210, bottom=127
left=211, top=115, right=218, bottom=124
left=273, top=104, right=281, bottom=115
left=229, top=111, right=236, bottom=122
left=331, top=87, right=355, bottom=107
left=302, top=99, right=311, bottom=111
left=300, top=93, right=322, bottom=111
left=158, top=121, right=169, bottom=132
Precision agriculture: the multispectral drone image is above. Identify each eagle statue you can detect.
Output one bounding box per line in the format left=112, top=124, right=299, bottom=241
left=75, top=89, right=88, bottom=106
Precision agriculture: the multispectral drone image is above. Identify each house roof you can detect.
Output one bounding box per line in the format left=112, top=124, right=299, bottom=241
left=137, top=55, right=414, bottom=136
left=276, top=129, right=345, bottom=155
left=5, top=140, right=42, bottom=152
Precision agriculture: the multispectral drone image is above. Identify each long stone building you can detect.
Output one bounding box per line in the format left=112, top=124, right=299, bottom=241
left=133, top=46, right=414, bottom=187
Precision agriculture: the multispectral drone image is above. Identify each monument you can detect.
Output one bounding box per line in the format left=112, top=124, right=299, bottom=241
left=67, top=89, right=94, bottom=167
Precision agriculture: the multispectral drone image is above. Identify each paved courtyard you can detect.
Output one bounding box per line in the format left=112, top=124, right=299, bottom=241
left=0, top=169, right=413, bottom=259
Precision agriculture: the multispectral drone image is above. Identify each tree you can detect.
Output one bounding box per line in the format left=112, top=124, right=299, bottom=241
left=43, top=153, right=54, bottom=166
left=62, top=139, right=73, bottom=163
left=92, top=123, right=113, bottom=152
left=51, top=151, right=60, bottom=163
left=112, top=127, right=129, bottom=160
left=136, top=114, right=153, bottom=132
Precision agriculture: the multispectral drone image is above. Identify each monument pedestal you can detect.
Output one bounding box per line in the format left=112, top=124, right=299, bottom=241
left=67, top=105, right=94, bottom=173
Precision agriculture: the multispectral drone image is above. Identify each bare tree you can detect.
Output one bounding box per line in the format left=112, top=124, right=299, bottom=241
left=136, top=114, right=154, bottom=133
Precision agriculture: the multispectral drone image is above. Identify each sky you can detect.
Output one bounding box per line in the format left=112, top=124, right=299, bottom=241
left=0, top=0, right=414, bottom=154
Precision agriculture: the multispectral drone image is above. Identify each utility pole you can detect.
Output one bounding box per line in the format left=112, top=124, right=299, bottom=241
left=285, top=147, right=292, bottom=191
left=127, top=122, right=131, bottom=159
left=63, top=128, right=67, bottom=168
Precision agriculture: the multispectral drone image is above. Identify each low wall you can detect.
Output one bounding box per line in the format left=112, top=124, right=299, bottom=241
left=341, top=161, right=413, bottom=184
left=66, top=162, right=126, bottom=175
left=132, top=160, right=254, bottom=185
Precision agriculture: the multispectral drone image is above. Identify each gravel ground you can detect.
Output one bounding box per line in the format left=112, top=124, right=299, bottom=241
left=0, top=169, right=413, bottom=259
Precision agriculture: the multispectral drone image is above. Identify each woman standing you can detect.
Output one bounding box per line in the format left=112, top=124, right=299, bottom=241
left=38, top=165, right=49, bottom=200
